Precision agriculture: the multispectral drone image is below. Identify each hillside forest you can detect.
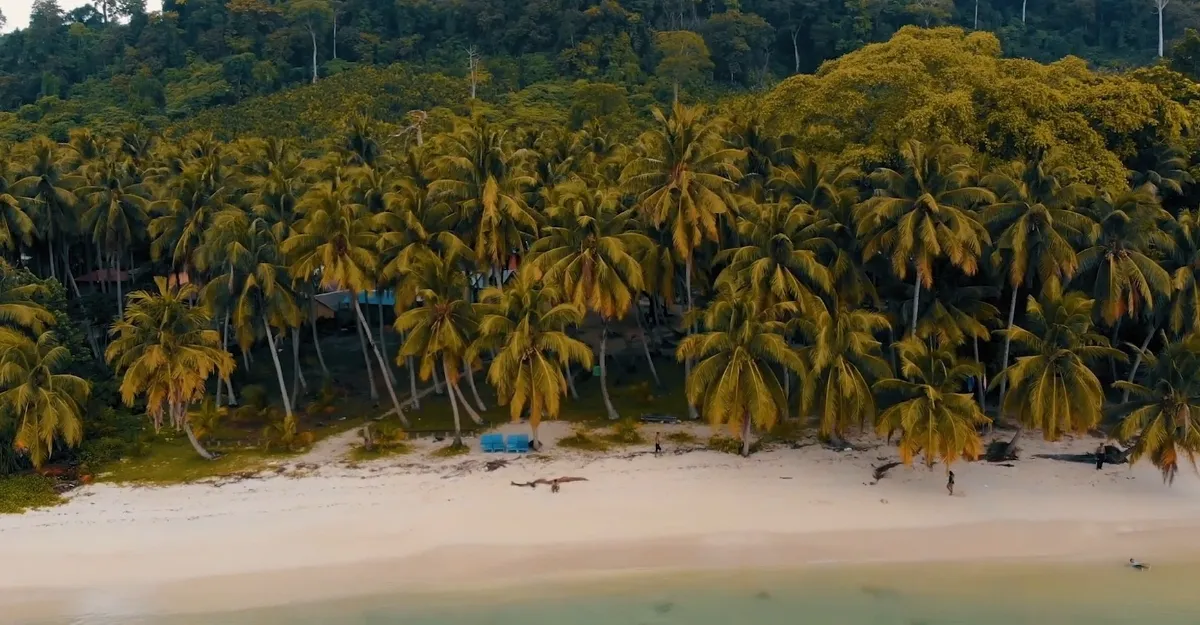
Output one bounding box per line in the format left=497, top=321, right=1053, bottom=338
left=0, top=25, right=1199, bottom=490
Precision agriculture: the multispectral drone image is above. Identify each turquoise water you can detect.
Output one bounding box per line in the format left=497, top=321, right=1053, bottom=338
left=45, top=562, right=1200, bottom=624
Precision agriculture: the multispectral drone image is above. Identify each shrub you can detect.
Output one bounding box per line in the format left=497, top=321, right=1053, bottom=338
left=604, top=417, right=645, bottom=445
left=558, top=425, right=610, bottom=452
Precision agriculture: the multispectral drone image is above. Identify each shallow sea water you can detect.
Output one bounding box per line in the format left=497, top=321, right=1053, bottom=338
left=52, top=561, right=1200, bottom=625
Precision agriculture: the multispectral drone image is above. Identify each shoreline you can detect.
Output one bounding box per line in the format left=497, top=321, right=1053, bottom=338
left=3, top=426, right=1200, bottom=620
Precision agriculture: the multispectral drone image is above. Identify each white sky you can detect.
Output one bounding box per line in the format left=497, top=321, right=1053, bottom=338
left=1, top=0, right=163, bottom=33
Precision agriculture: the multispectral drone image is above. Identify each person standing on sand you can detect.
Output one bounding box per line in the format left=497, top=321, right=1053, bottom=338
left=946, top=470, right=955, bottom=496
left=655, top=432, right=663, bottom=456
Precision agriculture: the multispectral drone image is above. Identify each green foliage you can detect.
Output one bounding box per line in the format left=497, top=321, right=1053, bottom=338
left=429, top=441, right=471, bottom=458
left=0, top=475, right=64, bottom=514
left=603, top=417, right=645, bottom=445
left=558, top=425, right=611, bottom=452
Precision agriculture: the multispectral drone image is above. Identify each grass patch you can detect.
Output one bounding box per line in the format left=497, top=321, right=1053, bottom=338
left=665, top=431, right=700, bottom=445
left=348, top=442, right=413, bottom=462
left=96, top=436, right=281, bottom=484
left=600, top=417, right=646, bottom=446
left=429, top=442, right=471, bottom=458
left=558, top=426, right=611, bottom=452
left=0, top=475, right=65, bottom=514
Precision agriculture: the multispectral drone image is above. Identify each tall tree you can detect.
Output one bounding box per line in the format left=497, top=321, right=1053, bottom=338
left=795, top=306, right=891, bottom=440
left=287, top=0, right=333, bottom=84
left=79, top=156, right=150, bottom=317
left=0, top=329, right=88, bottom=469
left=14, top=138, right=84, bottom=282
left=653, top=30, right=714, bottom=103
left=106, top=278, right=236, bottom=460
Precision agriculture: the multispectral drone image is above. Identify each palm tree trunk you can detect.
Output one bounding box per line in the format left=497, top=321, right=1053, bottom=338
left=909, top=269, right=921, bottom=337
left=400, top=330, right=420, bottom=410
left=309, top=297, right=330, bottom=378
left=600, top=318, right=620, bottom=420
left=308, top=24, right=318, bottom=83
left=741, top=411, right=752, bottom=457
left=375, top=295, right=397, bottom=387
left=290, top=328, right=304, bottom=409
left=565, top=362, right=579, bottom=399
left=47, top=236, right=57, bottom=280
left=684, top=257, right=699, bottom=420
left=62, top=245, right=80, bottom=299
left=633, top=302, right=660, bottom=387
left=1109, top=319, right=1123, bottom=381
left=353, top=299, right=408, bottom=426
left=183, top=416, right=216, bottom=460
left=1122, top=329, right=1156, bottom=403
left=463, top=360, right=487, bottom=411
left=1005, top=425, right=1023, bottom=457
left=432, top=365, right=444, bottom=394
left=263, top=315, right=295, bottom=420
left=443, top=358, right=463, bottom=447
left=115, top=253, right=124, bottom=317
left=973, top=335, right=987, bottom=415
left=221, top=311, right=237, bottom=406
left=453, top=380, right=484, bottom=424
left=354, top=305, right=380, bottom=402
left=998, top=287, right=1018, bottom=406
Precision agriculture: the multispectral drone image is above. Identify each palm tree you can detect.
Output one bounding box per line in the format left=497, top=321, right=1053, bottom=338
left=621, top=102, right=742, bottom=418
left=149, top=167, right=236, bottom=273
left=1167, top=209, right=1200, bottom=336
left=471, top=269, right=593, bottom=446
left=994, top=289, right=1122, bottom=448
left=910, top=282, right=1000, bottom=409
left=529, top=183, right=652, bottom=419
left=795, top=306, right=891, bottom=440
left=0, top=159, right=35, bottom=255
left=717, top=200, right=831, bottom=312
left=14, top=138, right=84, bottom=281
left=982, top=155, right=1094, bottom=406
left=79, top=156, right=151, bottom=317
left=1076, top=187, right=1173, bottom=327
left=395, top=249, right=479, bottom=445
left=1112, top=333, right=1200, bottom=484
left=676, top=284, right=804, bottom=456
left=874, top=338, right=990, bottom=469
left=856, top=140, right=993, bottom=336
left=285, top=182, right=408, bottom=423
left=0, top=329, right=89, bottom=468
left=106, top=278, right=236, bottom=460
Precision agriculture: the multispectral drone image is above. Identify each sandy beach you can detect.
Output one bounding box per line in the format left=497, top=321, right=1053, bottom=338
left=3, top=421, right=1200, bottom=621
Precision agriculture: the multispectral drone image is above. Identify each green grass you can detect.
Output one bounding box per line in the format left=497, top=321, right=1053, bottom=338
left=0, top=475, right=65, bottom=514
left=348, top=442, right=413, bottom=462
left=96, top=436, right=282, bottom=484
left=429, top=442, right=471, bottom=458
left=558, top=427, right=611, bottom=452
left=665, top=431, right=700, bottom=445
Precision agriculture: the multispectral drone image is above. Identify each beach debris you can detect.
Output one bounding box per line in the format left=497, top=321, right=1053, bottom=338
left=869, top=461, right=902, bottom=485
left=485, top=459, right=509, bottom=472
left=510, top=476, right=588, bottom=493
left=984, top=439, right=1019, bottom=462
left=1129, top=558, right=1151, bottom=571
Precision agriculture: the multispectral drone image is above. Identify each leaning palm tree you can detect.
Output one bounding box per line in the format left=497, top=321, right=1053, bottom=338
left=621, top=102, right=743, bottom=418
left=994, top=288, right=1122, bottom=449
left=394, top=249, right=479, bottom=446
left=856, top=140, right=993, bottom=336
left=471, top=269, right=593, bottom=446
left=795, top=306, right=891, bottom=440
left=106, top=278, right=236, bottom=460
left=285, top=182, right=408, bottom=422
left=874, top=338, right=991, bottom=469
left=0, top=329, right=89, bottom=468
left=1112, top=333, right=1200, bottom=484
left=529, top=183, right=652, bottom=419
left=676, top=284, right=804, bottom=456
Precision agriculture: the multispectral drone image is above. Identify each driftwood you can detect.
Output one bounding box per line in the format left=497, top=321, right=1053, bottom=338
left=511, top=476, right=588, bottom=493
left=485, top=459, right=509, bottom=472
left=870, top=461, right=902, bottom=484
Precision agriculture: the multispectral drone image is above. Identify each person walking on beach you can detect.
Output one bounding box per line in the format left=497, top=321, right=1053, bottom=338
left=654, top=432, right=663, bottom=456
left=946, top=470, right=955, bottom=496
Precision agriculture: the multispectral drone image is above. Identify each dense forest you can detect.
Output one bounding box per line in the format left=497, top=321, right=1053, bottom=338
left=4, top=0, right=1200, bottom=141
left=1, top=20, right=1200, bottom=494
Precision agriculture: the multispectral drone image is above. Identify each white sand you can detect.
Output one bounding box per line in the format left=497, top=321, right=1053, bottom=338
left=2, top=421, right=1199, bottom=620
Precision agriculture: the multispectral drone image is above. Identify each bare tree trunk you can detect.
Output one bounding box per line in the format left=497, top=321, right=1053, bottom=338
left=999, top=287, right=1018, bottom=406
left=443, top=358, right=463, bottom=446
left=1022, top=0, right=1027, bottom=22
left=400, top=330, right=420, bottom=410
left=974, top=0, right=979, bottom=28
left=1122, top=329, right=1156, bottom=402
left=62, top=246, right=80, bottom=298
left=353, top=299, right=408, bottom=426
left=432, top=365, right=444, bottom=394
left=115, top=253, right=123, bottom=317
left=309, top=297, right=329, bottom=378
left=453, top=380, right=484, bottom=424
left=308, top=25, right=319, bottom=83
left=634, top=303, right=661, bottom=386
left=263, top=316, right=295, bottom=420
left=600, top=318, right=620, bottom=420
left=463, top=360, right=487, bottom=411
left=354, top=306, right=379, bottom=401
left=790, top=27, right=800, bottom=74
left=973, top=335, right=987, bottom=415
left=564, top=362, right=579, bottom=399
left=221, top=311, right=237, bottom=406
left=332, top=8, right=338, bottom=59
left=685, top=257, right=699, bottom=420
left=290, top=328, right=305, bottom=408
left=1158, top=0, right=1166, bottom=57
left=183, top=418, right=216, bottom=460
left=909, top=269, right=921, bottom=337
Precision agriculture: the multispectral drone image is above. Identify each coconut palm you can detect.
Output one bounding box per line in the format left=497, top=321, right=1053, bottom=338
left=529, top=183, right=652, bottom=419
left=0, top=329, right=89, bottom=468
left=0, top=159, right=35, bottom=254
left=0, top=262, right=55, bottom=334
left=856, top=140, right=993, bottom=336
left=1167, top=209, right=1200, bottom=336
left=982, top=155, right=1094, bottom=405
left=394, top=249, right=479, bottom=446
left=717, top=200, right=831, bottom=312
left=1112, top=333, right=1200, bottom=484
left=106, top=277, right=236, bottom=460
left=795, top=306, right=891, bottom=439
left=874, top=338, right=990, bottom=469
left=149, top=167, right=236, bottom=273
left=1076, top=186, right=1173, bottom=327
left=14, top=138, right=85, bottom=281
left=471, top=269, right=593, bottom=446
left=285, top=182, right=408, bottom=422
left=676, top=284, right=804, bottom=456
left=620, top=102, right=742, bottom=418
left=910, top=281, right=1000, bottom=409
left=994, top=289, right=1122, bottom=448
left=79, top=156, right=151, bottom=316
